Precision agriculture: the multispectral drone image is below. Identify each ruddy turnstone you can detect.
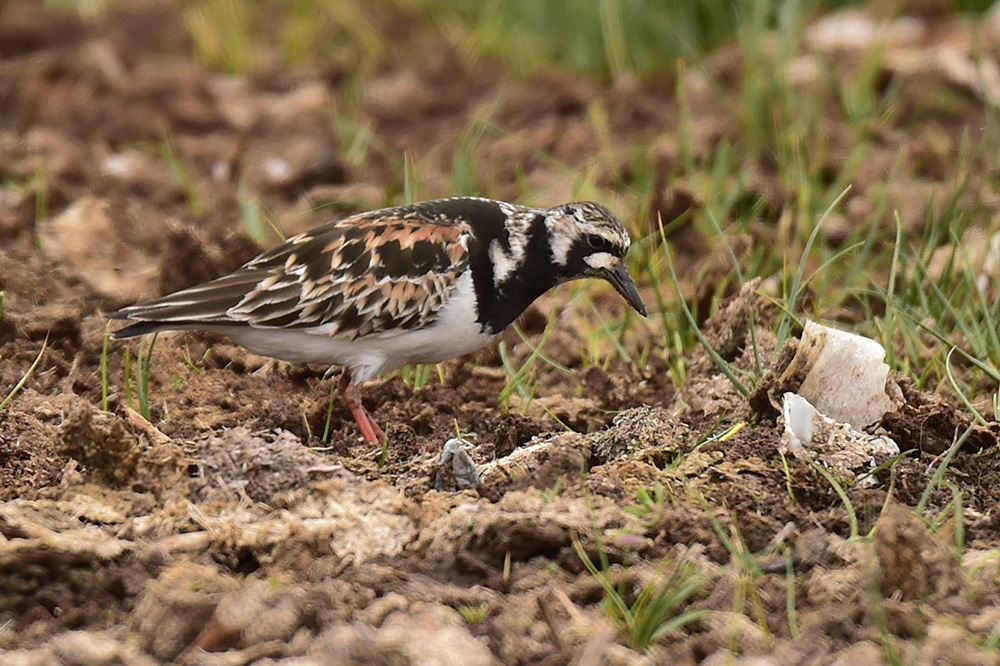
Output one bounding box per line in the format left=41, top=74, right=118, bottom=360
left=109, top=197, right=646, bottom=444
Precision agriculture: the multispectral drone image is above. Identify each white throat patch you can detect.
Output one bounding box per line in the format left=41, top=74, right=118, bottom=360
left=584, top=252, right=618, bottom=271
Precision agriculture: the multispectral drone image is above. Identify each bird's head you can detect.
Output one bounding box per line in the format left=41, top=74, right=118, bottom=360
left=543, top=201, right=647, bottom=317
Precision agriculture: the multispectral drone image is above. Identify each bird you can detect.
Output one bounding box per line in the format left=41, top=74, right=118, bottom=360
left=108, top=197, right=647, bottom=445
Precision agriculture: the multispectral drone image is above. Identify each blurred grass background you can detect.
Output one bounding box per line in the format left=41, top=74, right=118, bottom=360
left=46, top=0, right=997, bottom=76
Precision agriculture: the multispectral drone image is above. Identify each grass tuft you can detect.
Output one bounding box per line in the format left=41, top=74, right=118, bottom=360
left=124, top=335, right=159, bottom=422
left=497, top=318, right=572, bottom=411
left=400, top=363, right=440, bottom=390
left=574, top=539, right=710, bottom=650
left=458, top=604, right=487, bottom=625
left=624, top=482, right=666, bottom=528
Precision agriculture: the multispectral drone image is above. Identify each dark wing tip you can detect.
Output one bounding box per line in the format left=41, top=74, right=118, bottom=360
left=108, top=318, right=246, bottom=339
left=108, top=320, right=171, bottom=339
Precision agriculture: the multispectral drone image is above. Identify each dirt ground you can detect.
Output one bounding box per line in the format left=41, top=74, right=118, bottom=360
left=4, top=2, right=1000, bottom=665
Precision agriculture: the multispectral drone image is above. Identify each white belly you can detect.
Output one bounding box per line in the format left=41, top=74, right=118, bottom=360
left=218, top=272, right=494, bottom=382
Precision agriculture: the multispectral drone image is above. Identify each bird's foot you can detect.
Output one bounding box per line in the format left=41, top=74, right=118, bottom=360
left=351, top=405, right=385, bottom=445
left=338, top=372, right=385, bottom=446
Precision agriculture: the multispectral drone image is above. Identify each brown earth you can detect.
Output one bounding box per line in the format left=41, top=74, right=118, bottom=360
left=3, top=2, right=1000, bottom=665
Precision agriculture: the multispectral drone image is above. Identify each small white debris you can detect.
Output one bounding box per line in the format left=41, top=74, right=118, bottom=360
left=781, top=392, right=899, bottom=487
left=212, top=160, right=231, bottom=182
left=978, top=229, right=1000, bottom=293
left=101, top=153, right=131, bottom=177
left=262, top=157, right=292, bottom=183
left=806, top=10, right=923, bottom=52
left=436, top=438, right=481, bottom=490
left=782, top=393, right=816, bottom=455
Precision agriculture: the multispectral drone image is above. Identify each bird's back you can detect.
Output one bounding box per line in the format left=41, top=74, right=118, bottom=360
left=107, top=198, right=507, bottom=341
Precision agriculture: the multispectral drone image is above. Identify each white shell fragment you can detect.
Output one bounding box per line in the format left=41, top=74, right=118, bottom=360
left=795, top=320, right=897, bottom=429
left=781, top=392, right=900, bottom=487
left=776, top=322, right=902, bottom=487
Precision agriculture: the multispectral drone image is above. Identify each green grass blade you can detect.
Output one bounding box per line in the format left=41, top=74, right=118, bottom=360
left=663, top=240, right=749, bottom=396
left=137, top=333, right=158, bottom=421
left=322, top=380, right=336, bottom=443
left=807, top=459, right=859, bottom=540
left=101, top=323, right=111, bottom=412
left=0, top=336, right=48, bottom=412
left=775, top=186, right=851, bottom=349
left=917, top=425, right=975, bottom=515
left=945, top=347, right=988, bottom=426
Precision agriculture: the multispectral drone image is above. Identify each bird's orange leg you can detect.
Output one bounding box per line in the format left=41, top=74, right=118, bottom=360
left=337, top=372, right=385, bottom=445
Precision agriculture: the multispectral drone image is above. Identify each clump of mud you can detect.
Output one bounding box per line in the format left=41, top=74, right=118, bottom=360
left=55, top=404, right=142, bottom=486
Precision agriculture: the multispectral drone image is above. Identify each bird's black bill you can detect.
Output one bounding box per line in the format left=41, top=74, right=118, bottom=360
left=604, top=261, right=647, bottom=317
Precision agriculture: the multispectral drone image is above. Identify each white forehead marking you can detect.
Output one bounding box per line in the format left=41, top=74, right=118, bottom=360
left=584, top=252, right=617, bottom=271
